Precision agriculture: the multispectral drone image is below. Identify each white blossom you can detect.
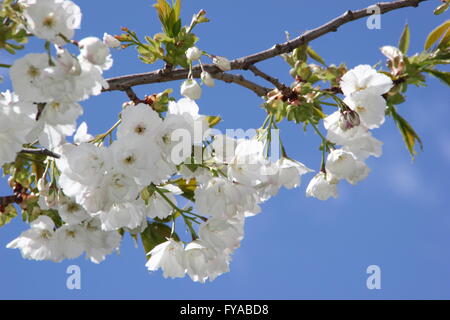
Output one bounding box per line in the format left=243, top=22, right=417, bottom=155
left=74, top=121, right=93, bottom=144
left=10, top=53, right=50, bottom=102
left=117, top=103, right=163, bottom=141
left=145, top=191, right=176, bottom=220
left=0, top=91, right=36, bottom=166
left=103, top=33, right=121, bottom=48
left=6, top=216, right=61, bottom=261
left=186, top=47, right=202, bottom=60
left=201, top=71, right=215, bottom=87
left=326, top=149, right=370, bottom=185
left=146, top=239, right=186, bottom=279
left=58, top=196, right=90, bottom=225
left=195, top=177, right=258, bottom=220
left=212, top=56, right=231, bottom=71
left=381, top=46, right=403, bottom=61
left=344, top=92, right=387, bottom=129
left=198, top=218, right=243, bottom=251
left=306, top=172, right=338, bottom=201
left=275, top=157, right=313, bottom=190
left=96, top=201, right=146, bottom=231
left=54, top=224, right=87, bottom=259
left=340, top=64, right=393, bottom=97
left=184, top=240, right=217, bottom=283
left=22, top=0, right=81, bottom=46
left=84, top=218, right=122, bottom=264
left=78, top=37, right=113, bottom=70
left=181, top=79, right=202, bottom=100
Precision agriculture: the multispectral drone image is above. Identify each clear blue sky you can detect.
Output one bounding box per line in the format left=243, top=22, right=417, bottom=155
left=1, top=0, right=449, bottom=299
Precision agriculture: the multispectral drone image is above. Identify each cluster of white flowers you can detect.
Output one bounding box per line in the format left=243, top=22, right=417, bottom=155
left=7, top=215, right=121, bottom=263
left=1, top=0, right=400, bottom=283
left=306, top=65, right=393, bottom=200
left=0, top=0, right=115, bottom=167
left=3, top=0, right=123, bottom=263
left=55, top=99, right=208, bottom=231
left=146, top=135, right=312, bottom=282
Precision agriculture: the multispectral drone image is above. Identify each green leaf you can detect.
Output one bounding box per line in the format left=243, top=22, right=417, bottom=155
left=434, top=2, right=449, bottom=15
left=438, top=28, right=450, bottom=49
left=173, top=0, right=181, bottom=20
left=424, top=68, right=450, bottom=86
left=293, top=44, right=308, bottom=62
left=389, top=106, right=423, bottom=158
left=206, top=115, right=222, bottom=128
left=425, top=20, right=450, bottom=51
left=172, top=18, right=182, bottom=37
left=398, top=23, right=410, bottom=54
left=307, top=46, right=326, bottom=66
left=141, top=222, right=179, bottom=259
left=153, top=0, right=171, bottom=22
left=171, top=178, right=197, bottom=201
left=0, top=204, right=18, bottom=227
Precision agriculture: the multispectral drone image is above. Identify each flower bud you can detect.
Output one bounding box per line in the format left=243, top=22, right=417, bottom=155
left=380, top=45, right=404, bottom=76
left=212, top=56, right=231, bottom=71
left=201, top=71, right=215, bottom=87
left=186, top=47, right=202, bottom=61
left=181, top=79, right=202, bottom=100
left=103, top=33, right=121, bottom=48
left=380, top=46, right=403, bottom=61
left=339, top=110, right=360, bottom=131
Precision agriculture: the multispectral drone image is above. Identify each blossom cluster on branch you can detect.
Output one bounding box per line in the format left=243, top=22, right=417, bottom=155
left=0, top=0, right=449, bottom=282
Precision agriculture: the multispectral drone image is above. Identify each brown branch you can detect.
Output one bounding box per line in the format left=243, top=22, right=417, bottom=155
left=210, top=72, right=271, bottom=97
left=109, top=67, right=271, bottom=97
left=245, top=64, right=291, bottom=95
left=124, top=87, right=144, bottom=104
left=231, top=0, right=427, bottom=68
left=104, top=0, right=427, bottom=96
left=0, top=195, right=17, bottom=207
left=19, top=148, right=61, bottom=159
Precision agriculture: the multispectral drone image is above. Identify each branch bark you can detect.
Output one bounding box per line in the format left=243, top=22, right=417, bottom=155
left=104, top=0, right=427, bottom=97
left=19, top=148, right=61, bottom=159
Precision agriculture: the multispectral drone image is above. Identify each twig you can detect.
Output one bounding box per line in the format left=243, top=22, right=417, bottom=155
left=124, top=87, right=143, bottom=104
left=245, top=64, right=291, bottom=95
left=211, top=72, right=271, bottom=97
left=19, top=148, right=61, bottom=159
left=107, top=67, right=270, bottom=97
left=104, top=0, right=426, bottom=96
left=231, top=0, right=427, bottom=68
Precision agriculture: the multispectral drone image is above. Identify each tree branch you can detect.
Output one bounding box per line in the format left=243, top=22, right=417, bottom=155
left=107, top=67, right=271, bottom=97
left=104, top=0, right=427, bottom=96
left=245, top=64, right=291, bottom=94
left=210, top=72, right=271, bottom=97
left=231, top=0, right=427, bottom=68
left=19, top=148, right=61, bottom=159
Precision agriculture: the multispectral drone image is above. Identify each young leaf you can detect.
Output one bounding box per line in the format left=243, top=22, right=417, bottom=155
left=438, top=28, right=450, bottom=49
left=0, top=204, right=18, bottom=227
left=398, top=23, right=410, bottom=54
left=206, top=115, right=222, bottom=128
left=389, top=106, right=423, bottom=158
left=434, top=2, right=449, bottom=15
left=424, top=20, right=450, bottom=51
left=173, top=0, right=181, bottom=20
left=424, top=68, right=450, bottom=86
left=307, top=46, right=326, bottom=66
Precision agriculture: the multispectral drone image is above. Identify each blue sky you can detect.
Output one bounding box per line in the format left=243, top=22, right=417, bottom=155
left=1, top=0, right=450, bottom=299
